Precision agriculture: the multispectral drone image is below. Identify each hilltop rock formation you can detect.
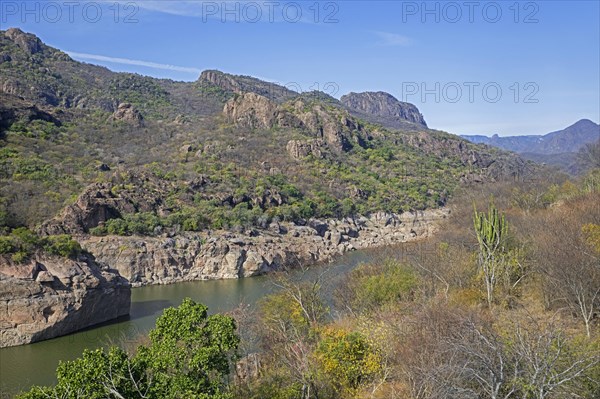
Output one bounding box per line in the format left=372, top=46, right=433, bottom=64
left=223, top=93, right=278, bottom=129
left=82, top=208, right=450, bottom=286
left=341, top=91, right=427, bottom=128
left=224, top=93, right=372, bottom=152
left=4, top=28, right=42, bottom=54
left=199, top=70, right=297, bottom=102
left=0, top=254, right=130, bottom=347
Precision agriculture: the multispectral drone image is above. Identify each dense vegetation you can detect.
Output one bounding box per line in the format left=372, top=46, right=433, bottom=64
left=0, top=99, right=477, bottom=233
left=233, top=170, right=600, bottom=398
left=17, top=169, right=600, bottom=398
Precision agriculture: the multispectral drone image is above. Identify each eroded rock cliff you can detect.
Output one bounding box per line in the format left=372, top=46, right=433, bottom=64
left=0, top=254, right=130, bottom=347
left=82, top=209, right=449, bottom=286
left=224, top=93, right=372, bottom=153
left=341, top=91, right=427, bottom=128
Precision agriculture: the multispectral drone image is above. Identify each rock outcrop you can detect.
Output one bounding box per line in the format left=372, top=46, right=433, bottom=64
left=341, top=91, right=427, bottom=128
left=39, top=174, right=171, bottom=235
left=286, top=139, right=325, bottom=159
left=0, top=255, right=131, bottom=347
left=110, top=103, right=144, bottom=126
left=199, top=70, right=297, bottom=102
left=224, top=94, right=372, bottom=153
left=82, top=208, right=449, bottom=287
left=4, top=28, right=43, bottom=55
left=224, top=93, right=278, bottom=129
left=0, top=93, right=60, bottom=132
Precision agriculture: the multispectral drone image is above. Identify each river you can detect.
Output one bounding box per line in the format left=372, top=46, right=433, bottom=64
left=0, top=250, right=378, bottom=397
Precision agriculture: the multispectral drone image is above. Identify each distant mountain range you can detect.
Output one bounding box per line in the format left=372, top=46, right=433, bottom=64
left=462, top=119, right=600, bottom=174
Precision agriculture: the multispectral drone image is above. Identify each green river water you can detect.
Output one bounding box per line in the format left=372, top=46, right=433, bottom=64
left=0, top=250, right=376, bottom=397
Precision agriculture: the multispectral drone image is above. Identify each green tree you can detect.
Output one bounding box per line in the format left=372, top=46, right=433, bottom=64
left=335, top=259, right=419, bottom=314
left=18, top=299, right=239, bottom=399
left=18, top=347, right=148, bottom=399
left=135, top=298, right=239, bottom=398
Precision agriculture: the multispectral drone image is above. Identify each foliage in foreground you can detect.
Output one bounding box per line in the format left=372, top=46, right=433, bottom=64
left=17, top=299, right=239, bottom=399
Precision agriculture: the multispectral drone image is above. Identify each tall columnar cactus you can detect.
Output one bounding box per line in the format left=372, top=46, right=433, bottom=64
left=473, top=202, right=508, bottom=307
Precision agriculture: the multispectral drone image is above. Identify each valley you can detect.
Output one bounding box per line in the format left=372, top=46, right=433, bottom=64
left=0, top=24, right=599, bottom=399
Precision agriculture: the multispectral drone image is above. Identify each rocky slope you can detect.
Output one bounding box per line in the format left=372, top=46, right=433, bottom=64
left=341, top=91, right=428, bottom=128
left=224, top=93, right=372, bottom=153
left=82, top=208, right=449, bottom=286
left=0, top=254, right=130, bottom=347
left=36, top=171, right=450, bottom=287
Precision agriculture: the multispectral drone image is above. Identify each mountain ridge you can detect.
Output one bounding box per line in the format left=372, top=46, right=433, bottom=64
left=0, top=27, right=533, bottom=232
left=461, top=119, right=599, bottom=155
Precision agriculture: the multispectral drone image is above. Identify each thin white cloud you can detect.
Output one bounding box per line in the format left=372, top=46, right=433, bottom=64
left=372, top=31, right=413, bottom=47
left=65, top=51, right=202, bottom=74
left=108, top=0, right=325, bottom=24
left=128, top=1, right=205, bottom=17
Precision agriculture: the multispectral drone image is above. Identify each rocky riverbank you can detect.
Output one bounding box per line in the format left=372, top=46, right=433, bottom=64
left=0, top=254, right=130, bottom=348
left=82, top=209, right=449, bottom=287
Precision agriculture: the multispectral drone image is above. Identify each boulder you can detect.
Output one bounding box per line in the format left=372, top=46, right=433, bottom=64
left=110, top=103, right=144, bottom=126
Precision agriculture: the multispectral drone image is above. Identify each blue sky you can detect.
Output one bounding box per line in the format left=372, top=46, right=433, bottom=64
left=2, top=0, right=599, bottom=136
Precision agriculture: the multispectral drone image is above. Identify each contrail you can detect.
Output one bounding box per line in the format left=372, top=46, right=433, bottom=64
left=65, top=51, right=202, bottom=74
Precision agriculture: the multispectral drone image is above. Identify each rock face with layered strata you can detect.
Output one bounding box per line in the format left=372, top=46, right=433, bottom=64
left=82, top=208, right=449, bottom=287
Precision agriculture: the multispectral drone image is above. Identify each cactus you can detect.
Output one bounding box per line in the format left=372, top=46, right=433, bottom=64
left=473, top=201, right=508, bottom=307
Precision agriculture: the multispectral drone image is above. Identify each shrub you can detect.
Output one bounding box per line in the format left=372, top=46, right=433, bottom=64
left=105, top=218, right=128, bottom=235
left=336, top=259, right=419, bottom=313
left=89, top=225, right=107, bottom=236
left=316, top=327, right=383, bottom=393
left=11, top=251, right=27, bottom=263
left=0, top=236, right=15, bottom=253
left=42, top=235, right=81, bottom=258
